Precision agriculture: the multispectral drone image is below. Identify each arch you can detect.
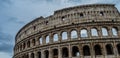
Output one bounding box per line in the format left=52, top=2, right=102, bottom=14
left=53, top=34, right=58, bottom=42
left=26, top=54, right=29, bottom=58
left=23, top=43, right=26, bottom=49
left=71, top=30, right=78, bottom=39
left=53, top=49, right=58, bottom=58
left=72, top=46, right=80, bottom=57
left=94, top=44, right=102, bottom=55
left=83, top=45, right=90, bottom=56
left=46, top=36, right=50, bottom=43
left=32, top=39, right=35, bottom=46
left=39, top=37, right=42, bottom=44
left=38, top=52, right=41, bottom=58
left=62, top=47, right=69, bottom=57
left=106, top=44, right=114, bottom=55
left=91, top=28, right=98, bottom=36
left=27, top=41, right=30, bottom=48
left=61, top=32, right=68, bottom=40
left=44, top=50, right=49, bottom=58
left=100, top=11, right=104, bottom=16
left=80, top=29, right=88, bottom=37
left=102, top=27, right=108, bottom=36
left=80, top=13, right=83, bottom=17
left=31, top=53, right=34, bottom=58
left=20, top=44, right=22, bottom=51
left=112, top=27, right=118, bottom=36
left=117, top=43, right=120, bottom=55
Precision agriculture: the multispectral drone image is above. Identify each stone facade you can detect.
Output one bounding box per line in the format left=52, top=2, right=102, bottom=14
left=13, top=4, right=120, bottom=58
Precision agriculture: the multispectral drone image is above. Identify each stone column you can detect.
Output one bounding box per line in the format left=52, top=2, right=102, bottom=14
left=49, top=48, right=52, bottom=58
left=118, top=26, right=120, bottom=38
left=30, top=39, right=33, bottom=47
left=36, top=37, right=40, bottom=46
left=42, top=36, right=45, bottom=45
left=58, top=32, right=61, bottom=42
left=98, top=27, right=102, bottom=38
left=68, top=30, right=71, bottom=41
left=69, top=44, right=72, bottom=58
left=108, top=27, right=112, bottom=37
left=34, top=51, right=38, bottom=58
left=29, top=53, right=31, bottom=58
left=79, top=44, right=83, bottom=58
left=90, top=43, right=94, bottom=58
left=41, top=50, right=45, bottom=58
left=77, top=29, right=80, bottom=40
left=49, top=34, right=53, bottom=44
left=88, top=27, right=91, bottom=39
left=113, top=42, right=118, bottom=57
left=102, top=43, right=106, bottom=58
left=58, top=46, right=62, bottom=58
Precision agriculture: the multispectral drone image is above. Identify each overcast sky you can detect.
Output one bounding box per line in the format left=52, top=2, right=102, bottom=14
left=0, top=0, right=120, bottom=58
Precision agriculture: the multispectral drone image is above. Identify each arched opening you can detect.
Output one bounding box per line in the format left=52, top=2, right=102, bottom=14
left=80, top=13, right=83, bottom=17
left=106, top=44, right=114, bottom=55
left=38, top=52, right=41, bottom=58
left=39, top=38, right=42, bottom=44
left=26, top=54, right=29, bottom=58
left=91, top=28, right=98, bottom=36
left=32, top=39, right=35, bottom=46
left=80, top=29, right=88, bottom=37
left=83, top=45, right=90, bottom=56
left=53, top=34, right=58, bottom=42
left=62, top=47, right=69, bottom=57
left=100, top=11, right=104, bottom=16
left=27, top=41, right=30, bottom=48
left=112, top=27, right=118, bottom=36
left=117, top=44, right=120, bottom=55
left=71, top=30, right=78, bottom=39
left=31, top=53, right=34, bottom=58
left=23, top=43, right=26, bottom=49
left=102, top=27, right=108, bottom=36
left=62, top=16, right=66, bottom=21
left=20, top=45, right=22, bottom=51
left=44, top=50, right=49, bottom=58
left=72, top=46, right=80, bottom=57
left=22, top=55, right=24, bottom=58
left=62, top=32, right=68, bottom=40
left=53, top=49, right=58, bottom=58
left=94, top=44, right=102, bottom=55
left=46, top=36, right=50, bottom=44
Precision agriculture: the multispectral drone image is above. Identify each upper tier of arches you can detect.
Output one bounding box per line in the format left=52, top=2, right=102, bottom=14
left=15, top=4, right=120, bottom=43
left=14, top=26, right=119, bottom=53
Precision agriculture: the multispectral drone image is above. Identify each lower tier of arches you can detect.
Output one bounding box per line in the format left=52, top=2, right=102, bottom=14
left=14, top=41, right=120, bottom=58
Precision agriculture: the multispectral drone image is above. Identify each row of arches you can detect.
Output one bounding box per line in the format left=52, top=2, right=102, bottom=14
left=19, top=43, right=120, bottom=58
left=15, top=27, right=119, bottom=52
left=40, top=27, right=118, bottom=44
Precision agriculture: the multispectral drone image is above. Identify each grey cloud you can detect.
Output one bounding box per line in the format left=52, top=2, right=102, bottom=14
left=0, top=42, right=13, bottom=53
left=8, top=17, right=25, bottom=24
left=0, top=27, right=14, bottom=53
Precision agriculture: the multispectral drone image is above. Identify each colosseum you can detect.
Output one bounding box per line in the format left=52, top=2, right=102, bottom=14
left=13, top=4, right=120, bottom=58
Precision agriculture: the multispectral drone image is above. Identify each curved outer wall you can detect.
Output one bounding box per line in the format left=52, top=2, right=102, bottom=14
left=13, top=4, right=120, bottom=58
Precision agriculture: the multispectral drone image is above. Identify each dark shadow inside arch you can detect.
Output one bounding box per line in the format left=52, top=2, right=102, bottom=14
left=72, top=46, right=80, bottom=57
left=94, top=44, right=102, bottom=55
left=31, top=53, right=34, bottom=58
left=45, top=50, right=49, bottom=58
left=27, top=41, right=30, bottom=47
left=53, top=49, right=58, bottom=58
left=106, top=44, right=114, bottom=55
left=62, top=47, right=68, bottom=57
left=83, top=45, right=90, bottom=56
left=38, top=52, right=41, bottom=58
left=117, top=44, right=120, bottom=55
